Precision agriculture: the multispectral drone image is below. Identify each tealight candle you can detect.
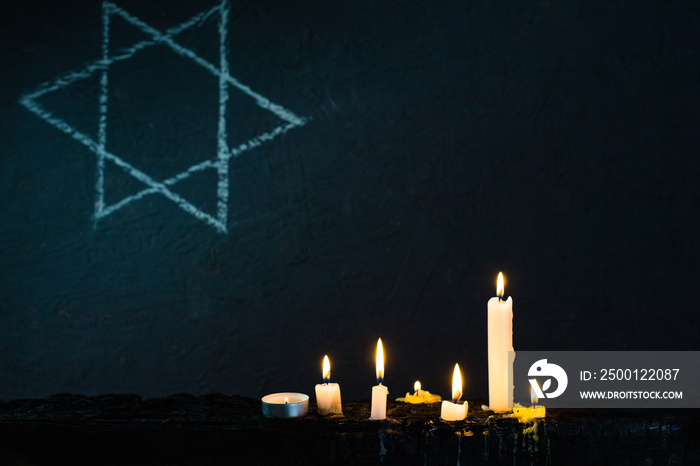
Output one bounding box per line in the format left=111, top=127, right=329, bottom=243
left=261, top=392, right=309, bottom=418
left=440, top=363, right=468, bottom=421
left=315, top=355, right=342, bottom=415
left=370, top=338, right=388, bottom=420
left=488, top=272, right=514, bottom=412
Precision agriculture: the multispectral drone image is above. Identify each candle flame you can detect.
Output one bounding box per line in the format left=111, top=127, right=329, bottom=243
left=530, top=384, right=539, bottom=405
left=451, top=363, right=463, bottom=403
left=497, top=272, right=505, bottom=299
left=414, top=381, right=421, bottom=393
left=284, top=397, right=289, bottom=404
left=376, top=338, right=384, bottom=384
left=322, top=355, right=331, bottom=383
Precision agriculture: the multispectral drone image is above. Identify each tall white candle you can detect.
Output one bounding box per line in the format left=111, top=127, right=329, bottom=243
left=440, top=363, right=468, bottom=421
left=488, top=272, right=514, bottom=412
left=315, top=355, right=342, bottom=415
left=370, top=338, right=388, bottom=420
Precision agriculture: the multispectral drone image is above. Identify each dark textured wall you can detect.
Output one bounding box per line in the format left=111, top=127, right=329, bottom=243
left=1, top=0, right=698, bottom=401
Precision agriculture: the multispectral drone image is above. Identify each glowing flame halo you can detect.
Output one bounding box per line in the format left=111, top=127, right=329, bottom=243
left=376, top=338, right=384, bottom=384
left=452, top=363, right=463, bottom=403
left=497, top=272, right=505, bottom=300
left=322, top=355, right=331, bottom=383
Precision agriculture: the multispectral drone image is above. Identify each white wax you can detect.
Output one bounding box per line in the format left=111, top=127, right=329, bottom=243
left=315, top=383, right=342, bottom=415
left=370, top=384, right=388, bottom=420
left=488, top=296, right=514, bottom=411
left=262, top=392, right=308, bottom=404
left=440, top=400, right=468, bottom=421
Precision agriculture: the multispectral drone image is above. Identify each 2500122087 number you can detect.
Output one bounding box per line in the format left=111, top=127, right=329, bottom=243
left=600, top=369, right=679, bottom=381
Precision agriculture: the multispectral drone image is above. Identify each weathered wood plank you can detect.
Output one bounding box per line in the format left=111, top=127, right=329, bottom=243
left=0, top=394, right=698, bottom=465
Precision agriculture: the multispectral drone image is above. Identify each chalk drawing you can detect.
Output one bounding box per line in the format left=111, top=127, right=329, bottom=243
left=20, top=0, right=310, bottom=233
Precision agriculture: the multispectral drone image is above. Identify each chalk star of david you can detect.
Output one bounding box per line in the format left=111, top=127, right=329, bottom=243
left=20, top=0, right=308, bottom=233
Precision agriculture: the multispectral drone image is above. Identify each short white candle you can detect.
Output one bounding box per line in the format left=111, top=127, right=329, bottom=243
left=370, top=338, right=388, bottom=420
left=315, top=355, right=343, bottom=415
left=488, top=272, right=514, bottom=412
left=371, top=385, right=388, bottom=419
left=440, top=363, right=468, bottom=421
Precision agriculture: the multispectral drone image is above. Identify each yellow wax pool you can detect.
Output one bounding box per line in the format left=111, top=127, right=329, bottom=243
left=397, top=390, right=442, bottom=404
left=511, top=403, right=545, bottom=422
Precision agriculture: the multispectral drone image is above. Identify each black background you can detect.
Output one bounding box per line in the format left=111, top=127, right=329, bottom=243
left=1, top=0, right=698, bottom=402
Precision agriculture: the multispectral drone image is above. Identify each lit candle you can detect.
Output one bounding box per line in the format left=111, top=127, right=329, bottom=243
left=402, top=380, right=442, bottom=404
left=440, top=363, right=468, bottom=421
left=261, top=392, right=309, bottom=418
left=314, top=355, right=343, bottom=415
left=512, top=385, right=546, bottom=421
left=370, top=338, right=388, bottom=420
left=488, top=272, right=514, bottom=412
